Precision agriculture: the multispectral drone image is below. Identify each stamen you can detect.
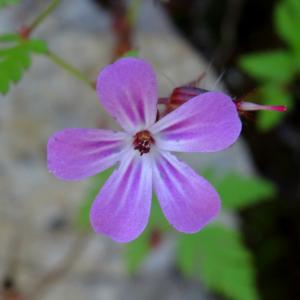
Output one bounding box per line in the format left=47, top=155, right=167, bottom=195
left=133, top=130, right=155, bottom=155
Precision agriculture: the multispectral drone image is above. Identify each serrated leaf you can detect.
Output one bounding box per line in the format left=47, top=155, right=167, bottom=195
left=5, top=58, right=23, bottom=81
left=18, top=52, right=31, bottom=68
left=198, top=226, right=259, bottom=300
left=0, top=33, right=20, bottom=42
left=27, top=39, right=48, bottom=53
left=0, top=0, right=20, bottom=9
left=239, top=51, right=295, bottom=83
left=0, top=35, right=48, bottom=94
left=76, top=168, right=113, bottom=231
left=275, top=0, right=300, bottom=52
left=0, top=74, right=9, bottom=93
left=177, top=225, right=259, bottom=300
left=208, top=173, right=276, bottom=209
left=258, top=85, right=292, bottom=130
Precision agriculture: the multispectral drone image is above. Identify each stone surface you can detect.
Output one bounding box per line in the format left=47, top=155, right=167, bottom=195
left=0, top=1, right=253, bottom=300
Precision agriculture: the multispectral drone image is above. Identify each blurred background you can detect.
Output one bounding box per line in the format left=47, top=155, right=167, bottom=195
left=0, top=0, right=299, bottom=299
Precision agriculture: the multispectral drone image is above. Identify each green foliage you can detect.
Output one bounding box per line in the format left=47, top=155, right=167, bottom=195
left=76, top=163, right=273, bottom=298
left=124, top=170, right=275, bottom=298
left=177, top=233, right=198, bottom=277
left=177, top=225, right=259, bottom=300
left=239, top=51, right=295, bottom=83
left=0, top=0, right=20, bottom=9
left=76, top=168, right=113, bottom=231
left=76, top=165, right=269, bottom=299
left=275, top=0, right=300, bottom=53
left=208, top=172, right=276, bottom=209
left=127, top=224, right=260, bottom=300
left=239, top=0, right=300, bottom=131
left=0, top=33, right=48, bottom=94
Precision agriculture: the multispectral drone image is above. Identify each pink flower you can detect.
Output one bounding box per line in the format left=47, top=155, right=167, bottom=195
left=47, top=58, right=242, bottom=242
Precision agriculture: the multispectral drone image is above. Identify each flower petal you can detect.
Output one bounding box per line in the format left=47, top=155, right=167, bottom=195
left=90, top=152, right=152, bottom=243
left=151, top=91, right=242, bottom=152
left=47, top=128, right=127, bottom=181
left=97, top=57, right=158, bottom=133
left=152, top=151, right=221, bottom=233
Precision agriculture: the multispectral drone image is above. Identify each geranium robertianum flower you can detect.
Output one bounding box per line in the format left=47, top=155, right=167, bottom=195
left=47, top=58, right=242, bottom=242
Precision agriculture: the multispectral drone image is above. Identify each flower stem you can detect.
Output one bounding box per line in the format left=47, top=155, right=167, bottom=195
left=18, top=0, right=95, bottom=90
left=127, top=0, right=142, bottom=26
left=28, top=0, right=61, bottom=33
left=45, top=50, right=95, bottom=90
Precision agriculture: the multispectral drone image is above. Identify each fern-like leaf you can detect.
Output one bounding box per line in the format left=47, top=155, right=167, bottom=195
left=0, top=34, right=48, bottom=94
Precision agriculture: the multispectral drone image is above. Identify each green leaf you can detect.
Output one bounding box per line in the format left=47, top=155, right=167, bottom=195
left=258, top=84, right=292, bottom=130
left=28, top=39, right=48, bottom=53
left=207, top=173, right=276, bottom=209
left=76, top=168, right=113, bottom=231
left=0, top=33, right=20, bottom=42
left=239, top=50, right=295, bottom=83
left=198, top=226, right=259, bottom=300
left=0, top=0, right=20, bottom=9
left=126, top=170, right=273, bottom=273
left=177, top=225, right=259, bottom=300
left=0, top=35, right=48, bottom=94
left=275, top=0, right=300, bottom=52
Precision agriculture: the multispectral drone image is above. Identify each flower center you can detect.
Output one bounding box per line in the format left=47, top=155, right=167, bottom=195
left=133, top=130, right=155, bottom=155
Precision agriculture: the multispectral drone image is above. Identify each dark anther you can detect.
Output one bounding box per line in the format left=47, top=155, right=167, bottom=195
left=133, top=130, right=155, bottom=155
